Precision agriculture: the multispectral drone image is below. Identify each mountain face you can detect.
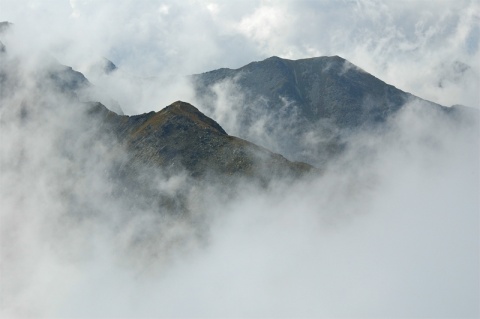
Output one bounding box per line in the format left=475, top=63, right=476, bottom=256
left=46, top=62, right=90, bottom=95
left=68, top=100, right=312, bottom=219
left=193, top=55, right=441, bottom=127
left=89, top=101, right=312, bottom=183
left=192, top=56, right=447, bottom=166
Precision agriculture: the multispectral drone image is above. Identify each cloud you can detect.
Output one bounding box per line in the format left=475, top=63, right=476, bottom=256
left=236, top=4, right=293, bottom=52
left=1, top=48, right=477, bottom=315
left=1, top=1, right=479, bottom=318
left=8, top=102, right=480, bottom=317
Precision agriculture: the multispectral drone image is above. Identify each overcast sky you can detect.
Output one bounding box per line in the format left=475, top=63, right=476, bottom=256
left=2, top=0, right=479, bottom=111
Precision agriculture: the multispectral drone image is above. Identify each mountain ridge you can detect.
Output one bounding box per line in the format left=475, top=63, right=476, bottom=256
left=85, top=100, right=313, bottom=182
left=191, top=55, right=454, bottom=166
left=2, top=36, right=470, bottom=179
left=193, top=55, right=445, bottom=127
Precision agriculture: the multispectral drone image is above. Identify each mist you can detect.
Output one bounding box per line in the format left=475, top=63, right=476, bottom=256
left=1, top=1, right=479, bottom=318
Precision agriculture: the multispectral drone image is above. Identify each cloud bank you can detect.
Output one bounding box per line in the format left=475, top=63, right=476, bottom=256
left=1, top=1, right=479, bottom=318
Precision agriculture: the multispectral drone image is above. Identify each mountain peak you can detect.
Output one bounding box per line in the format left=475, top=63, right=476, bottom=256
left=165, top=100, right=201, bottom=112
left=259, top=55, right=347, bottom=65
left=110, top=100, right=311, bottom=179
left=158, top=101, right=227, bottom=135
left=330, top=54, right=345, bottom=61
left=194, top=54, right=413, bottom=128
left=192, top=54, right=438, bottom=165
left=265, top=55, right=284, bottom=61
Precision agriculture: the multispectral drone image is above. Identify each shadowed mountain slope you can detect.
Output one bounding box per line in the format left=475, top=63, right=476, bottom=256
left=90, top=101, right=312, bottom=182
left=192, top=56, right=450, bottom=166
left=193, top=55, right=443, bottom=128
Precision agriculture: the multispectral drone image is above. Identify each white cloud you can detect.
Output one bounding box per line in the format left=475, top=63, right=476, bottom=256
left=206, top=2, right=220, bottom=16
left=237, top=5, right=291, bottom=45
left=1, top=1, right=479, bottom=317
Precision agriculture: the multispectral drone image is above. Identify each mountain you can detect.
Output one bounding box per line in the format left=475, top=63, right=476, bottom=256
left=65, top=100, right=311, bottom=218
left=192, top=55, right=449, bottom=165
left=193, top=55, right=442, bottom=127
left=46, top=62, right=91, bottom=95
left=101, top=57, right=118, bottom=74
left=0, top=30, right=312, bottom=188
left=88, top=101, right=313, bottom=183
left=2, top=34, right=470, bottom=186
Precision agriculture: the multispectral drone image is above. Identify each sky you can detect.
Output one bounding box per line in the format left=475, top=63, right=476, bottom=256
left=1, top=0, right=479, bottom=113
left=1, top=1, right=479, bottom=318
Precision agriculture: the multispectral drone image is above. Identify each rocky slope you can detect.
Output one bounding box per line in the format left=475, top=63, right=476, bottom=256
left=193, top=55, right=443, bottom=127
left=192, top=56, right=452, bottom=166
left=89, top=100, right=313, bottom=183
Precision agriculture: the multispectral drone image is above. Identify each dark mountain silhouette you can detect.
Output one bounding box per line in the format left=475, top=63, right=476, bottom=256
left=192, top=56, right=456, bottom=165
left=76, top=100, right=313, bottom=217
left=89, top=100, right=312, bottom=183
left=46, top=62, right=90, bottom=94
left=193, top=55, right=442, bottom=127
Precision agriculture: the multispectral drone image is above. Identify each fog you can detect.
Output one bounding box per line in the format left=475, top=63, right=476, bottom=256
left=1, top=1, right=479, bottom=318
